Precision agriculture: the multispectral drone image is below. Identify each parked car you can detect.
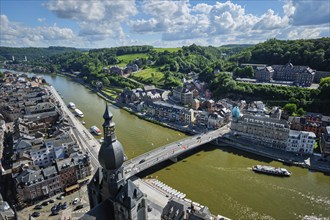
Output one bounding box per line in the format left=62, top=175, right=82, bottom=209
left=48, top=199, right=55, bottom=203
left=41, top=201, right=49, bottom=206
left=61, top=202, right=67, bottom=210
left=51, top=205, right=57, bottom=212
left=56, top=195, right=64, bottom=200
left=31, top=212, right=40, bottom=217
left=51, top=210, right=59, bottom=216
left=34, top=205, right=43, bottom=210
left=56, top=203, right=62, bottom=211
left=75, top=204, right=84, bottom=210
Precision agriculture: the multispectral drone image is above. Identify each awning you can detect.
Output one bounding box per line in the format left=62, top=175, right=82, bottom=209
left=77, top=177, right=90, bottom=184
left=64, top=184, right=80, bottom=193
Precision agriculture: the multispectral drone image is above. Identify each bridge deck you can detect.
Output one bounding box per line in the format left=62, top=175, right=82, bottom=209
left=123, top=125, right=230, bottom=179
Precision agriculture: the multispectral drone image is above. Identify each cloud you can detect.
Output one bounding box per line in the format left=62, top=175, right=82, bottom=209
left=45, top=0, right=137, bottom=39
left=130, top=0, right=329, bottom=44
left=289, top=0, right=330, bottom=26
left=253, top=9, right=288, bottom=30
left=2, top=0, right=329, bottom=48
left=37, top=18, right=46, bottom=23
left=0, top=14, right=76, bottom=47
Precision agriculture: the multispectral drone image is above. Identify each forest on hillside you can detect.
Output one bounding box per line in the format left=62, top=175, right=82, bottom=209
left=230, top=38, right=330, bottom=71
left=2, top=39, right=330, bottom=115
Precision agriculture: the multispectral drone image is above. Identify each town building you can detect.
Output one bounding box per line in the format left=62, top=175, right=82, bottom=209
left=255, top=66, right=274, bottom=82
left=232, top=113, right=317, bottom=154
left=288, top=113, right=330, bottom=138
left=109, top=66, right=123, bottom=75
left=191, top=99, right=200, bottom=110
left=14, top=166, right=61, bottom=207
left=12, top=152, right=91, bottom=208
left=0, top=193, right=15, bottom=220
left=231, top=114, right=290, bottom=150
left=255, top=63, right=315, bottom=86
left=161, top=199, right=216, bottom=220
left=313, top=71, right=330, bottom=83
left=0, top=117, right=5, bottom=169
left=286, top=130, right=316, bottom=154
left=172, top=87, right=193, bottom=106
left=120, top=86, right=165, bottom=104
left=320, top=126, right=330, bottom=155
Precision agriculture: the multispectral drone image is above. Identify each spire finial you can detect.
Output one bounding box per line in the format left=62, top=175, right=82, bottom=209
left=103, top=103, right=113, bottom=120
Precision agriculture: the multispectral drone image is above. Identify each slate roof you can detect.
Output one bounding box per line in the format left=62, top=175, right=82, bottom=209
left=162, top=199, right=187, bottom=220
left=42, top=166, right=57, bottom=178
left=80, top=198, right=115, bottom=220
left=115, top=179, right=144, bottom=209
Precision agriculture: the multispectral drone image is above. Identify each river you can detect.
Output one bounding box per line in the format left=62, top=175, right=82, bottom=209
left=14, top=72, right=330, bottom=219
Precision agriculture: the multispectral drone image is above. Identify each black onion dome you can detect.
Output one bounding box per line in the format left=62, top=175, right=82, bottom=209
left=98, top=140, right=125, bottom=170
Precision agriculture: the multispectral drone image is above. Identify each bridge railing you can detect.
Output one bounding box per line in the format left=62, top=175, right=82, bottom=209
left=123, top=126, right=230, bottom=178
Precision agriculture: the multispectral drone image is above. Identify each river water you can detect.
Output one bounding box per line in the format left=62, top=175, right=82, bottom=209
left=20, top=72, right=330, bottom=219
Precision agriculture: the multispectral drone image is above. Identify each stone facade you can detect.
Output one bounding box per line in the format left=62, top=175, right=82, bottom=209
left=255, top=63, right=315, bottom=86
left=231, top=115, right=290, bottom=150
left=255, top=66, right=274, bottom=82
left=320, top=126, right=330, bottom=155
left=172, top=87, right=193, bottom=105
left=13, top=152, right=91, bottom=207
left=286, top=130, right=315, bottom=154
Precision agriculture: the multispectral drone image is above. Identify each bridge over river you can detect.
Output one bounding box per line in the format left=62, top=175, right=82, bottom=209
left=123, top=125, right=230, bottom=179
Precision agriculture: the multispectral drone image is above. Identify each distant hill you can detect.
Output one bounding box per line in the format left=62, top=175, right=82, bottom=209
left=230, top=38, right=330, bottom=71
left=219, top=44, right=254, bottom=49
left=0, top=46, right=79, bottom=61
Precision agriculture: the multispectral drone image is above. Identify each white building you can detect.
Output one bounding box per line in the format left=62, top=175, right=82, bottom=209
left=287, top=130, right=316, bottom=154
left=207, top=113, right=224, bottom=129
left=30, top=133, right=76, bottom=167
left=183, top=109, right=195, bottom=125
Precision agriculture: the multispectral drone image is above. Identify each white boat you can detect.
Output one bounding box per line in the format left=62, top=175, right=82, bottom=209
left=74, top=109, right=84, bottom=117
left=91, top=126, right=102, bottom=135
left=68, top=102, right=76, bottom=109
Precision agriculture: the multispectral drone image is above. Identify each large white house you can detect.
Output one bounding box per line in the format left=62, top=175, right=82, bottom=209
left=287, top=130, right=316, bottom=154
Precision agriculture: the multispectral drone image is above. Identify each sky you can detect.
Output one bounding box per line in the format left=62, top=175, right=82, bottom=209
left=0, top=0, right=329, bottom=48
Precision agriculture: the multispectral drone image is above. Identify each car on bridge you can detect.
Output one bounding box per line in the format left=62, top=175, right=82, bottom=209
left=139, top=159, right=146, bottom=164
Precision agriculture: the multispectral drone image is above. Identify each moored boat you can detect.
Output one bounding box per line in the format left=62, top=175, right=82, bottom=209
left=252, top=165, right=291, bottom=177
left=90, top=126, right=101, bottom=135
left=74, top=109, right=84, bottom=117
left=68, top=102, right=76, bottom=109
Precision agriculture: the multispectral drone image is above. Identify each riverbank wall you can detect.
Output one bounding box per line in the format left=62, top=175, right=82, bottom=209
left=216, top=136, right=330, bottom=174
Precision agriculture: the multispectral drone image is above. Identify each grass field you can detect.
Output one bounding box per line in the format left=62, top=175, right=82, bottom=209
left=117, top=53, right=148, bottom=66
left=102, top=87, right=123, bottom=99
left=153, top=48, right=181, bottom=53
left=132, top=67, right=164, bottom=83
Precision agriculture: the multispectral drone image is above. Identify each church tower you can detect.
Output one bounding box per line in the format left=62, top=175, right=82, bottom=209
left=85, top=104, right=148, bottom=220
left=98, top=104, right=125, bottom=200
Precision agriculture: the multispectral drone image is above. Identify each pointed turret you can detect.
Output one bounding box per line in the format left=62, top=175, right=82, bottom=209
left=98, top=104, right=124, bottom=170
left=103, top=103, right=113, bottom=120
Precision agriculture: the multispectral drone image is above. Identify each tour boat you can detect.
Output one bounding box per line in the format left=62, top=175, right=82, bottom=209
left=252, top=165, right=291, bottom=177
left=90, top=126, right=102, bottom=135
left=68, top=102, right=76, bottom=109
left=74, top=109, right=84, bottom=118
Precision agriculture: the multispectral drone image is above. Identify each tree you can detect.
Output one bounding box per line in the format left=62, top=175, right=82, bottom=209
left=319, top=77, right=330, bottom=99
left=101, top=77, right=110, bottom=87
left=296, top=108, right=305, bottom=116
left=283, top=103, right=297, bottom=115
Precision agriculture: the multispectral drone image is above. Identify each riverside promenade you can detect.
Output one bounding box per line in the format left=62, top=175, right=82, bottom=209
left=220, top=134, right=330, bottom=174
